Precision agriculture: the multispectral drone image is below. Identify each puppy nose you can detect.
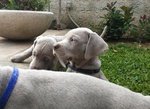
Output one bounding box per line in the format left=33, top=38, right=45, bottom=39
left=54, top=44, right=60, bottom=50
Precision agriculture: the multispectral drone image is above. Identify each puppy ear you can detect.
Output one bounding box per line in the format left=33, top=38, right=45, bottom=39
left=84, top=32, right=108, bottom=60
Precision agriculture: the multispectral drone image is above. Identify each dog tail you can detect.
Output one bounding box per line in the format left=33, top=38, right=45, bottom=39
left=100, top=26, right=107, bottom=38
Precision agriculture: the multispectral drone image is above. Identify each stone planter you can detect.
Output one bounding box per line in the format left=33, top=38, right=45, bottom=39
left=0, top=10, right=54, bottom=40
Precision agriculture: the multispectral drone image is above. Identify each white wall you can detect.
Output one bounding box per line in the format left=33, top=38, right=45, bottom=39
left=49, top=0, right=150, bottom=28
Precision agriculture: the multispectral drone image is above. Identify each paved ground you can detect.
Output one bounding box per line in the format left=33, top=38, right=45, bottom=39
left=0, top=29, right=69, bottom=69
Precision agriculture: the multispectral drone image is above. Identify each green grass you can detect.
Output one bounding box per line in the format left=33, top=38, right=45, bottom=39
left=100, top=42, right=150, bottom=95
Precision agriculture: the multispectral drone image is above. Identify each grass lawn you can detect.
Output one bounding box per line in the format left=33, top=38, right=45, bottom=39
left=100, top=42, right=150, bottom=95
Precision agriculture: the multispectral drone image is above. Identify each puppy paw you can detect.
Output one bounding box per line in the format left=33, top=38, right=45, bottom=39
left=10, top=56, right=23, bottom=63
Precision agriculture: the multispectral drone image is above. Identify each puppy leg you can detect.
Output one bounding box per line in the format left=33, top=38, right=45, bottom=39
left=100, top=71, right=108, bottom=81
left=11, top=45, right=33, bottom=63
left=93, top=70, right=108, bottom=81
left=66, top=68, right=73, bottom=72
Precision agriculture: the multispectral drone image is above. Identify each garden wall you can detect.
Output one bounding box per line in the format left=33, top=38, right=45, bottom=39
left=49, top=0, right=150, bottom=28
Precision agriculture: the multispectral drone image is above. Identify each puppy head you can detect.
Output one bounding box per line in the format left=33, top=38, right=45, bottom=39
left=53, top=28, right=91, bottom=67
left=29, top=36, right=57, bottom=70
left=53, top=27, right=108, bottom=67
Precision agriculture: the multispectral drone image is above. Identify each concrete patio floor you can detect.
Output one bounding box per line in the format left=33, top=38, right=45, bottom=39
left=0, top=29, right=70, bottom=69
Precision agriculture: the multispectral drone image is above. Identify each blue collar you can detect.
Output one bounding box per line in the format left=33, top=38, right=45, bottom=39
left=0, top=67, right=19, bottom=109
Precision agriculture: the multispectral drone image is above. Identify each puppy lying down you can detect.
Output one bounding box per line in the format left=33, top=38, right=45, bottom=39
left=11, top=36, right=64, bottom=70
left=0, top=66, right=149, bottom=109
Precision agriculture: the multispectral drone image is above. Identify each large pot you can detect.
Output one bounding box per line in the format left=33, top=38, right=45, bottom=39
left=0, top=10, right=54, bottom=40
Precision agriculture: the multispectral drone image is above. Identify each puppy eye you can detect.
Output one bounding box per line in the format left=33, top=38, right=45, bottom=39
left=70, top=37, right=74, bottom=42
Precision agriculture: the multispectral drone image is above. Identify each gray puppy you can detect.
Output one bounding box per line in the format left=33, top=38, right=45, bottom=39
left=0, top=66, right=150, bottom=109
left=11, top=36, right=64, bottom=70
left=53, top=27, right=108, bottom=80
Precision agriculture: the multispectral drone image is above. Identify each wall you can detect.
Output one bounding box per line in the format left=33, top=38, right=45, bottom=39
left=49, top=0, right=150, bottom=28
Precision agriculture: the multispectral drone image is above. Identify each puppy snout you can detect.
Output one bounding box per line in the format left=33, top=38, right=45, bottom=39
left=54, top=44, right=60, bottom=50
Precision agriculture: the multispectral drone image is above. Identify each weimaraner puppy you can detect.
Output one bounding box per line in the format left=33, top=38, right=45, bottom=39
left=53, top=26, right=108, bottom=80
left=0, top=66, right=150, bottom=109
left=11, top=35, right=65, bottom=70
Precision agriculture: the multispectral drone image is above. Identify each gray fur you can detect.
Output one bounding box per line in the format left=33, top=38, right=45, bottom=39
left=11, top=36, right=64, bottom=70
left=0, top=66, right=149, bottom=109
left=53, top=27, right=108, bottom=80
